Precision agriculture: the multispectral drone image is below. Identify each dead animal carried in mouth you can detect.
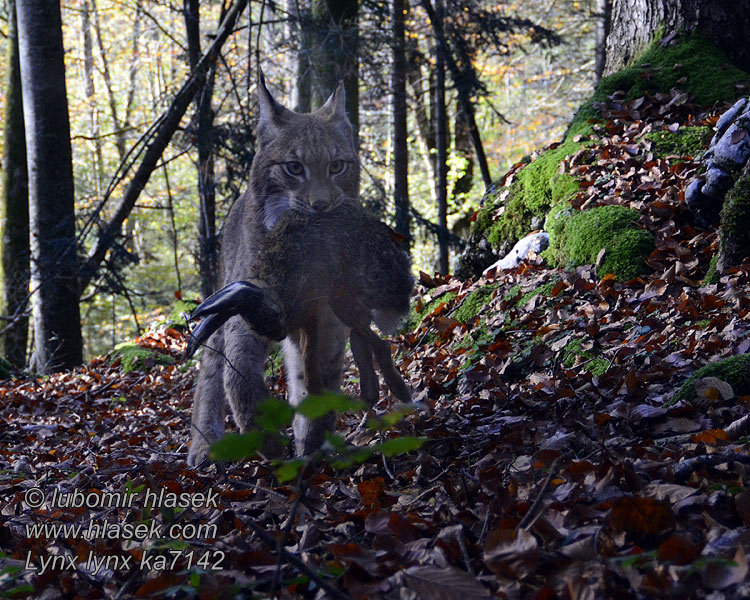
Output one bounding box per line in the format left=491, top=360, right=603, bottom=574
left=185, top=75, right=413, bottom=466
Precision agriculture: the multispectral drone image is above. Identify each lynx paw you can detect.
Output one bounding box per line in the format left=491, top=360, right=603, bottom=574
left=187, top=442, right=211, bottom=468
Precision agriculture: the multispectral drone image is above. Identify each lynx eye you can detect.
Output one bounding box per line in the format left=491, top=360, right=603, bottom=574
left=283, top=161, right=304, bottom=176
left=329, top=160, right=346, bottom=174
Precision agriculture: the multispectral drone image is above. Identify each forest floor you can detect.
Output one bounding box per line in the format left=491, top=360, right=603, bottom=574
left=3, top=91, right=750, bottom=599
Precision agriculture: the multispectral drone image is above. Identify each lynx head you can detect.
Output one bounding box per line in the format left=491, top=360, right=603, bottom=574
left=252, top=74, right=360, bottom=230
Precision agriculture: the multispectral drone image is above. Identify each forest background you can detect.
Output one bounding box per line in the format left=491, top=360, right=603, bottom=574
left=0, top=0, right=594, bottom=366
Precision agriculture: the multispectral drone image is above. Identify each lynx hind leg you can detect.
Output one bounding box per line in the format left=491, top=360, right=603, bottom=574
left=288, top=312, right=347, bottom=456
left=188, top=330, right=227, bottom=467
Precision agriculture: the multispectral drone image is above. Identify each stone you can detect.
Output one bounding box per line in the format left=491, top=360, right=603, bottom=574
left=713, top=121, right=750, bottom=169
left=702, top=167, right=734, bottom=199
left=715, top=98, right=747, bottom=134
left=685, top=178, right=706, bottom=212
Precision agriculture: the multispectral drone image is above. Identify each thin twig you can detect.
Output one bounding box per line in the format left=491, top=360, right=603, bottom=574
left=517, top=456, right=561, bottom=532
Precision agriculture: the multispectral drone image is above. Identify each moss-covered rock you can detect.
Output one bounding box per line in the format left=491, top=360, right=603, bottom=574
left=717, top=172, right=750, bottom=273
left=476, top=145, right=585, bottom=253
left=458, top=33, right=748, bottom=280
left=702, top=254, right=720, bottom=285
left=595, top=34, right=749, bottom=106
left=670, top=354, right=750, bottom=404
left=543, top=205, right=654, bottom=280
left=109, top=342, right=175, bottom=374
left=644, top=126, right=712, bottom=159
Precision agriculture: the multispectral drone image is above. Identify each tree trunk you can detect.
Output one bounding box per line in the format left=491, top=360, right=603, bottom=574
left=1, top=0, right=30, bottom=368
left=289, top=0, right=313, bottom=113
left=593, top=0, right=611, bottom=84
left=310, top=0, right=359, bottom=144
left=90, top=0, right=127, bottom=161
left=434, top=0, right=449, bottom=275
left=184, top=0, right=219, bottom=298
left=16, top=0, right=82, bottom=373
left=80, top=0, right=104, bottom=193
left=604, top=0, right=750, bottom=76
left=391, top=0, right=410, bottom=251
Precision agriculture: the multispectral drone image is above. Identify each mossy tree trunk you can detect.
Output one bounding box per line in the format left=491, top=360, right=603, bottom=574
left=717, top=163, right=750, bottom=275
left=604, top=0, right=750, bottom=76
left=1, top=0, right=30, bottom=368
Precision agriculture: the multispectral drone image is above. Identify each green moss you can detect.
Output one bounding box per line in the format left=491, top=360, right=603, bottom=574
left=164, top=299, right=200, bottom=330
left=561, top=338, right=609, bottom=376
left=453, top=284, right=498, bottom=323
left=109, top=342, right=175, bottom=374
left=481, top=142, right=584, bottom=251
left=702, top=254, right=719, bottom=286
left=517, top=278, right=561, bottom=306
left=504, top=285, right=522, bottom=301
left=470, top=34, right=748, bottom=261
left=405, top=291, right=458, bottom=331
left=543, top=205, right=654, bottom=280
left=670, top=354, right=750, bottom=405
left=595, top=34, right=749, bottom=105
left=644, top=126, right=711, bottom=158
left=718, top=175, right=750, bottom=270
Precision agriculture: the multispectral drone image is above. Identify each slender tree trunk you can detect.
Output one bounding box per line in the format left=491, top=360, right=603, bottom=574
left=90, top=0, right=127, bottom=161
left=80, top=0, right=104, bottom=193
left=407, top=65, right=436, bottom=204
left=392, top=0, right=410, bottom=250
left=123, top=0, right=142, bottom=130
left=311, top=0, right=359, bottom=144
left=434, top=0, right=449, bottom=275
left=593, top=0, right=611, bottom=84
left=16, top=0, right=82, bottom=373
left=184, top=0, right=219, bottom=298
left=604, top=0, right=750, bottom=76
left=1, top=0, right=30, bottom=368
left=420, top=0, right=492, bottom=190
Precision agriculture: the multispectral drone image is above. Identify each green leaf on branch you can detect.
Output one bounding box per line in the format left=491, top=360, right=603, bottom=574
left=210, top=431, right=265, bottom=461
left=275, top=458, right=307, bottom=483
left=296, top=393, right=365, bottom=419
left=257, top=397, right=294, bottom=431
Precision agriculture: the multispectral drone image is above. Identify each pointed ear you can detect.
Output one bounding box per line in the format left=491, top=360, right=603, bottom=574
left=319, top=80, right=347, bottom=120
left=257, top=71, right=292, bottom=140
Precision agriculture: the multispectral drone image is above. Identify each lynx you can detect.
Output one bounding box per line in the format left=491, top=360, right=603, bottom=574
left=187, top=78, right=412, bottom=466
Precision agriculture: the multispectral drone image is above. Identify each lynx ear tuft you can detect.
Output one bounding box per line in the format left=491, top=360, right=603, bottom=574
left=319, top=80, right=347, bottom=121
left=257, top=71, right=292, bottom=138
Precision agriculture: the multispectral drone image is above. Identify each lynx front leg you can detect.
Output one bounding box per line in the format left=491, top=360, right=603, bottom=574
left=285, top=309, right=347, bottom=456
left=221, top=318, right=280, bottom=456
left=188, top=330, right=227, bottom=467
